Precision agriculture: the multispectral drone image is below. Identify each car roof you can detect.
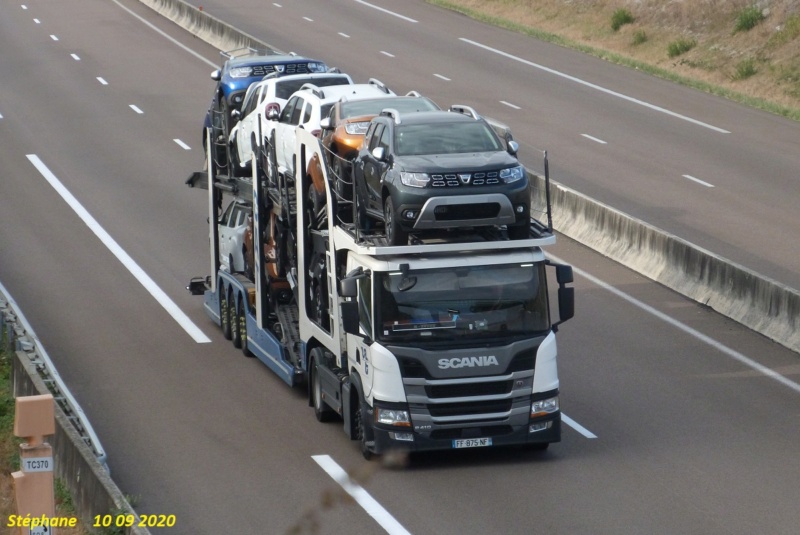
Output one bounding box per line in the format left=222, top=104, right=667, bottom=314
left=265, top=72, right=353, bottom=84
left=387, top=110, right=480, bottom=125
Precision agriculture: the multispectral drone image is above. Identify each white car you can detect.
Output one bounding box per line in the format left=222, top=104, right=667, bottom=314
left=218, top=199, right=251, bottom=274
left=263, top=79, right=395, bottom=179
left=228, top=72, right=354, bottom=175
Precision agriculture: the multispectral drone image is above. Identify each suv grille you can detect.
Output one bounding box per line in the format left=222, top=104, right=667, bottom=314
left=252, top=63, right=312, bottom=77
left=431, top=171, right=501, bottom=187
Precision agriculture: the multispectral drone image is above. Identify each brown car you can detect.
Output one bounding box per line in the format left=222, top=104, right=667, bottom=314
left=320, top=93, right=439, bottom=185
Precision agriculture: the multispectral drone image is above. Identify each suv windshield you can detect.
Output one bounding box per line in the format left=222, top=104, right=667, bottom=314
left=395, top=121, right=502, bottom=156
left=375, top=263, right=549, bottom=344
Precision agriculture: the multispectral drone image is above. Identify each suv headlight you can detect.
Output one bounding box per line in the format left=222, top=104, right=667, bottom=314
left=400, top=172, right=430, bottom=188
left=308, top=62, right=327, bottom=73
left=345, top=121, right=371, bottom=135
left=499, top=165, right=525, bottom=183
left=229, top=67, right=253, bottom=78
left=375, top=407, right=411, bottom=427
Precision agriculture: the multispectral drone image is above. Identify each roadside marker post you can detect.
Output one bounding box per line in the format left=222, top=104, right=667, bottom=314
left=11, top=394, right=56, bottom=535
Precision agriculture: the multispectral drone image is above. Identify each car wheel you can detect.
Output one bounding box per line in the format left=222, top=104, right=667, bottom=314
left=220, top=287, right=232, bottom=340
left=311, top=348, right=335, bottom=422
left=507, top=222, right=530, bottom=240
left=384, top=197, right=408, bottom=246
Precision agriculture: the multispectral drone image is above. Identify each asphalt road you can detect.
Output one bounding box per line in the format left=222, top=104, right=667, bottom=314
left=1, top=1, right=799, bottom=534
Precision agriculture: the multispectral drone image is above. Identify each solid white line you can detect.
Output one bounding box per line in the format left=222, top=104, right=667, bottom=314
left=561, top=413, right=597, bottom=438
left=682, top=174, right=715, bottom=187
left=129, top=105, right=144, bottom=114
left=581, top=134, right=607, bottom=144
left=500, top=100, right=521, bottom=110
left=97, top=77, right=108, bottom=85
left=460, top=38, right=731, bottom=134
left=273, top=2, right=282, bottom=7
left=339, top=32, right=350, bottom=38
left=71, top=53, right=80, bottom=61
left=354, top=0, right=418, bottom=23
left=110, top=0, right=218, bottom=68
left=174, top=139, right=191, bottom=150
left=380, top=51, right=395, bottom=58
left=303, top=16, right=314, bottom=22
left=0, top=113, right=3, bottom=119
left=33, top=18, right=40, bottom=24
left=548, top=253, right=800, bottom=395
left=434, top=73, right=450, bottom=81
left=312, top=455, right=412, bottom=535
left=22, top=5, right=28, bottom=9
left=50, top=34, right=58, bottom=41
left=26, top=155, right=211, bottom=344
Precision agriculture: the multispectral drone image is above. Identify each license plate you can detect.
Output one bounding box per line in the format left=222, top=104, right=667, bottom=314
left=452, top=437, right=492, bottom=449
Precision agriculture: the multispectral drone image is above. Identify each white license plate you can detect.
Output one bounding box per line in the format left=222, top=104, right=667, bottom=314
left=452, top=437, right=492, bottom=449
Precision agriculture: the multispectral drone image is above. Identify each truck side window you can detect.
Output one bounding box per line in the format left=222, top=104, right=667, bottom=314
left=358, top=277, right=372, bottom=338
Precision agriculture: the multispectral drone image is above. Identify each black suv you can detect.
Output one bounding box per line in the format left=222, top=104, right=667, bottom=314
left=351, top=106, right=530, bottom=245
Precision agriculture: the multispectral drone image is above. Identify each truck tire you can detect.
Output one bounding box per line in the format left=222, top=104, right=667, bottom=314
left=354, top=396, right=374, bottom=460
left=221, top=287, right=232, bottom=340
left=311, top=349, right=335, bottom=422
left=239, top=299, right=252, bottom=358
left=231, top=296, right=242, bottom=349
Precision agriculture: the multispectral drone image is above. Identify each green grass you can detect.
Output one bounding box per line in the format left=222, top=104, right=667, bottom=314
left=734, top=6, right=765, bottom=33
left=732, top=58, right=758, bottom=80
left=632, top=30, right=648, bottom=46
left=611, top=8, right=635, bottom=32
left=667, top=38, right=696, bottom=58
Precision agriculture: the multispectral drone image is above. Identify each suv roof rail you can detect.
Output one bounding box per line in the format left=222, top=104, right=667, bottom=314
left=405, top=90, right=422, bottom=97
left=368, top=78, right=391, bottom=94
left=450, top=104, right=481, bottom=120
left=221, top=46, right=259, bottom=59
left=299, top=83, right=325, bottom=99
left=380, top=108, right=401, bottom=124
left=327, top=67, right=342, bottom=73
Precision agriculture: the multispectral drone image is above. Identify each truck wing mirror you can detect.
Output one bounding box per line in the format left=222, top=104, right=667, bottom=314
left=557, top=287, right=575, bottom=324
left=340, top=277, right=358, bottom=298
left=556, top=264, right=573, bottom=285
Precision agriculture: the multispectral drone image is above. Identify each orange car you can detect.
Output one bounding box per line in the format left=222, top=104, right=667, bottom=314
left=320, top=93, right=439, bottom=183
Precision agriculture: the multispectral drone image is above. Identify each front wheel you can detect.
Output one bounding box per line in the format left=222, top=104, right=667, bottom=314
left=354, top=397, right=374, bottom=460
left=311, top=349, right=335, bottom=422
left=384, top=197, right=408, bottom=246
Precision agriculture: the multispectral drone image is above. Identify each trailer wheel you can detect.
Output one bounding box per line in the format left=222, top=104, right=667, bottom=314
left=354, top=396, right=374, bottom=460
left=311, top=349, right=334, bottom=422
left=239, top=299, right=252, bottom=358
left=220, top=287, right=232, bottom=340
left=231, top=295, right=242, bottom=349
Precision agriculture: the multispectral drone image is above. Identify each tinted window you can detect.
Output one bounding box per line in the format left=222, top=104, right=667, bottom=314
left=281, top=97, right=299, bottom=122
left=275, top=76, right=350, bottom=100
left=290, top=98, right=305, bottom=124
left=369, top=124, right=385, bottom=151
left=341, top=97, right=438, bottom=119
left=395, top=121, right=502, bottom=156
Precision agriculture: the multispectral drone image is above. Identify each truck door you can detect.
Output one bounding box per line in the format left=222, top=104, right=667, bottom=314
left=348, top=274, right=375, bottom=396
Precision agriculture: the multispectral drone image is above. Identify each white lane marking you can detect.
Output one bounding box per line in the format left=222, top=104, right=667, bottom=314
left=174, top=139, right=191, bottom=150
left=380, top=51, right=395, bottom=58
left=34, top=18, right=40, bottom=24
left=581, top=134, right=607, bottom=144
left=339, top=32, right=350, bottom=38
left=548, top=253, right=800, bottom=395
left=22, top=5, right=27, bottom=9
left=682, top=174, right=715, bottom=187
left=71, top=53, right=80, bottom=61
left=26, top=155, right=211, bottom=344
left=129, top=105, right=144, bottom=114
left=561, top=413, right=597, bottom=438
left=500, top=100, right=521, bottom=110
left=303, top=16, right=314, bottom=22
left=312, top=455, right=412, bottom=535
left=110, top=0, right=218, bottom=68
left=434, top=73, right=450, bottom=81
left=50, top=34, right=58, bottom=41
left=460, top=38, right=731, bottom=134
left=354, top=0, right=418, bottom=23
left=273, top=2, right=282, bottom=6
left=97, top=77, right=108, bottom=85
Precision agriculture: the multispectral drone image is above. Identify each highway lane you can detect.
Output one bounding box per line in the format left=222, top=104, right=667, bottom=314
left=1, top=0, right=800, bottom=534
left=186, top=0, right=800, bottom=291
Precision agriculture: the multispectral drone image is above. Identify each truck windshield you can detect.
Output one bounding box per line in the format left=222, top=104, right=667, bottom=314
left=375, top=263, right=549, bottom=343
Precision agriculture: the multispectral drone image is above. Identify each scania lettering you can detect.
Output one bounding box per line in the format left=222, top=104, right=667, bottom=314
left=438, top=356, right=499, bottom=369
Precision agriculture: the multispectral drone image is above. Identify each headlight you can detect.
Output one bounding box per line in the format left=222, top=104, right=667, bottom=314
left=400, top=172, right=430, bottom=188
left=308, top=62, right=327, bottom=73
left=499, top=165, right=525, bottom=183
left=344, top=121, right=371, bottom=135
left=531, top=396, right=559, bottom=418
left=375, top=407, right=411, bottom=427
left=229, top=67, right=253, bottom=78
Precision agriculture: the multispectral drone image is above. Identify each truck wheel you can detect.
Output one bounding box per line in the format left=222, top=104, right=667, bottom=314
left=311, top=350, right=334, bottom=422
left=231, top=296, right=242, bottom=349
left=384, top=197, right=408, bottom=246
left=239, top=299, right=252, bottom=357
left=220, top=288, right=232, bottom=340
left=354, top=397, right=374, bottom=460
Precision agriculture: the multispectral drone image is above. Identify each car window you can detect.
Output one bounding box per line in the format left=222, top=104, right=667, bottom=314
left=369, top=124, right=385, bottom=151
left=281, top=97, right=299, bottom=123
left=395, top=121, right=502, bottom=156
left=302, top=102, right=313, bottom=124
left=364, top=123, right=378, bottom=145
left=274, top=76, right=350, bottom=100
left=377, top=125, right=390, bottom=152
left=290, top=97, right=305, bottom=124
